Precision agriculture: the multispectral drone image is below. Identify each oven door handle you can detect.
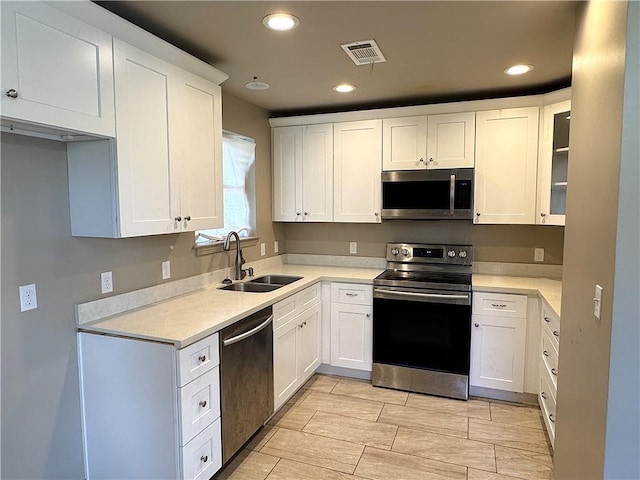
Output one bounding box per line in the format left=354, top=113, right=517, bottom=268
left=374, top=288, right=470, bottom=304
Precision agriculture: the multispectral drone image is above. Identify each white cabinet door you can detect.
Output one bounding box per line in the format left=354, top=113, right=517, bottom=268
left=334, top=120, right=382, bottom=223
left=537, top=100, right=570, bottom=226
left=272, top=126, right=303, bottom=221
left=113, top=39, right=180, bottom=237
left=176, top=71, right=224, bottom=231
left=382, top=116, right=427, bottom=170
left=0, top=2, right=115, bottom=137
left=273, top=318, right=299, bottom=410
left=474, top=107, right=540, bottom=224
left=297, top=304, right=322, bottom=382
left=330, top=303, right=373, bottom=371
left=470, top=314, right=526, bottom=392
left=302, top=124, right=333, bottom=222
left=426, top=112, right=475, bottom=169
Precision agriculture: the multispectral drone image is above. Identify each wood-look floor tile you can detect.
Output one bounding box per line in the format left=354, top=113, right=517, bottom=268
left=494, top=445, right=553, bottom=480
left=303, top=374, right=340, bottom=392
left=298, top=391, right=384, bottom=421
left=216, top=449, right=280, bottom=480
left=332, top=377, right=409, bottom=405
left=489, top=403, right=545, bottom=430
left=378, top=403, right=468, bottom=438
left=246, top=425, right=279, bottom=452
left=406, top=393, right=491, bottom=420
left=392, top=427, right=496, bottom=472
left=354, top=446, right=467, bottom=480
left=261, top=426, right=364, bottom=474
left=268, top=405, right=316, bottom=431
left=468, top=468, right=526, bottom=480
left=469, top=419, right=550, bottom=454
left=266, top=458, right=368, bottom=480
left=303, top=411, right=398, bottom=449
left=285, top=387, right=311, bottom=406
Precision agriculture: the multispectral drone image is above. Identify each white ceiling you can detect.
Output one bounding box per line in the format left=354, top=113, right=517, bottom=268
left=96, top=1, right=579, bottom=115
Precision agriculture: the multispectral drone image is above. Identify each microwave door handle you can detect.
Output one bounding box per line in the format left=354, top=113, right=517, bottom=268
left=450, top=174, right=455, bottom=216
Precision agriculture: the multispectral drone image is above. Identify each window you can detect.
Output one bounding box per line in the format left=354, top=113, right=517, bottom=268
left=196, top=131, right=256, bottom=244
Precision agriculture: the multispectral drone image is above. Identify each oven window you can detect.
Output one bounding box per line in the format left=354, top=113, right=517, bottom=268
left=373, top=297, right=471, bottom=375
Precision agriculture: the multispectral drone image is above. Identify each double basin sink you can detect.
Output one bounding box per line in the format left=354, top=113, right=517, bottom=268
left=219, top=275, right=302, bottom=293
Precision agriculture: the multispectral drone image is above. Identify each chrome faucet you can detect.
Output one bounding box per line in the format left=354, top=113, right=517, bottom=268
left=223, top=231, right=246, bottom=280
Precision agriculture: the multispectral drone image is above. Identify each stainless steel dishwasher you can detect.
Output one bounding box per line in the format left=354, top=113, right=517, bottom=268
left=219, top=306, right=274, bottom=464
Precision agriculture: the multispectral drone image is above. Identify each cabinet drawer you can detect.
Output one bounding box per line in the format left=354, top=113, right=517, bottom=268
left=473, top=292, right=527, bottom=318
left=539, top=368, right=557, bottom=446
left=273, top=283, right=321, bottom=329
left=541, top=303, right=560, bottom=347
left=181, top=418, right=222, bottom=480
left=331, top=283, right=373, bottom=306
left=541, top=329, right=559, bottom=389
left=178, top=334, right=219, bottom=387
left=179, top=367, right=220, bottom=445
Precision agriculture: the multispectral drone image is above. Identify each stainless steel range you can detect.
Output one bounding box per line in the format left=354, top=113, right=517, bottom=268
left=372, top=242, right=473, bottom=400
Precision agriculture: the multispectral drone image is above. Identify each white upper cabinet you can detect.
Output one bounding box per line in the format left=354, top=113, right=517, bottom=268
left=0, top=1, right=115, bottom=137
left=474, top=107, right=540, bottom=224
left=272, top=124, right=333, bottom=222
left=537, top=100, right=570, bottom=226
left=334, top=120, right=382, bottom=223
left=67, top=40, right=223, bottom=237
left=382, top=112, right=475, bottom=171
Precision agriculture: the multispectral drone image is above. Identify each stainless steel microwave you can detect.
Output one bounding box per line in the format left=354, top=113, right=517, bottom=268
left=381, top=168, right=474, bottom=220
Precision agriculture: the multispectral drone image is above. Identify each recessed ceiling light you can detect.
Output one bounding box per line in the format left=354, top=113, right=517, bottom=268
left=262, top=13, right=299, bottom=31
left=333, top=84, right=357, bottom=93
left=504, top=64, right=534, bottom=75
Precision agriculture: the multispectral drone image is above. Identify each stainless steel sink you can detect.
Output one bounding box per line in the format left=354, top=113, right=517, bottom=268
left=219, top=282, right=282, bottom=293
left=249, top=275, right=303, bottom=286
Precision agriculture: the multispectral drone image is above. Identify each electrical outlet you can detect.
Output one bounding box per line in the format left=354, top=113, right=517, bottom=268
left=101, top=271, right=113, bottom=294
left=534, top=248, right=545, bottom=262
left=274, top=240, right=279, bottom=254
left=19, top=284, right=38, bottom=312
left=260, top=243, right=266, bottom=256
left=594, top=284, right=603, bottom=319
left=349, top=242, right=357, bottom=254
left=162, top=261, right=171, bottom=280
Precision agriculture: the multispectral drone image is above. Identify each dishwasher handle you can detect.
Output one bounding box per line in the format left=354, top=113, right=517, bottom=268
left=222, top=315, right=273, bottom=347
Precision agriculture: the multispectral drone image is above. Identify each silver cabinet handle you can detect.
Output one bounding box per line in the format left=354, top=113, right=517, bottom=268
left=184, top=215, right=191, bottom=221
left=198, top=355, right=207, bottom=362
left=474, top=323, right=480, bottom=328
left=551, top=368, right=558, bottom=376
left=549, top=413, right=555, bottom=423
left=223, top=315, right=273, bottom=346
left=6, top=89, right=18, bottom=98
left=199, top=400, right=207, bottom=408
left=543, top=350, right=550, bottom=357
left=491, top=303, right=507, bottom=308
left=553, top=331, right=560, bottom=338
left=449, top=174, right=456, bottom=215
left=201, top=455, right=208, bottom=463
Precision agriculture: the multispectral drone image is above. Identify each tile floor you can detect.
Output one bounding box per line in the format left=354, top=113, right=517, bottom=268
left=216, top=374, right=553, bottom=480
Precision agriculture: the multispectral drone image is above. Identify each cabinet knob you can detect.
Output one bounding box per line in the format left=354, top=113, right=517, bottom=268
left=174, top=216, right=182, bottom=222
left=553, top=331, right=560, bottom=338
left=544, top=317, right=551, bottom=323
left=198, top=355, right=207, bottom=362
left=549, top=413, right=556, bottom=423
left=428, top=158, right=434, bottom=163
left=541, top=391, right=547, bottom=399
left=540, top=212, right=547, bottom=217
left=6, top=89, right=18, bottom=99
left=543, top=350, right=550, bottom=357
left=199, top=400, right=207, bottom=408
left=184, top=215, right=191, bottom=221
left=366, top=314, right=371, bottom=318
left=476, top=212, right=481, bottom=217
left=474, top=323, right=480, bottom=328
left=296, top=212, right=301, bottom=216
left=201, top=455, right=208, bottom=463
left=419, top=158, right=425, bottom=164
left=304, top=212, right=309, bottom=216
left=375, top=212, right=379, bottom=218
left=551, top=368, right=558, bottom=376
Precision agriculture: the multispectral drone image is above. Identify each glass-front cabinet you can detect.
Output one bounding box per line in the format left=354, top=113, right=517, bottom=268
left=537, top=100, right=570, bottom=225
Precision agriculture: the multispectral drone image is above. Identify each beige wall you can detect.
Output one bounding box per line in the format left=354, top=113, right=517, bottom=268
left=282, top=222, right=564, bottom=265
left=553, top=1, right=631, bottom=478
left=0, top=91, right=273, bottom=479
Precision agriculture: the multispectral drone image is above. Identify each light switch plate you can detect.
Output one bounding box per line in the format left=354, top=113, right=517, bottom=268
left=162, top=261, right=171, bottom=280
left=274, top=240, right=279, bottom=254
left=594, top=284, right=603, bottom=319
left=534, top=248, right=545, bottom=262
left=260, top=243, right=266, bottom=256
left=349, top=242, right=357, bottom=254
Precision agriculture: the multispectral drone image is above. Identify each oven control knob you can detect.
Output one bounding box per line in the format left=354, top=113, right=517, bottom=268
left=391, top=248, right=400, bottom=256
left=447, top=250, right=456, bottom=258
left=459, top=250, right=467, bottom=258
left=401, top=248, right=409, bottom=257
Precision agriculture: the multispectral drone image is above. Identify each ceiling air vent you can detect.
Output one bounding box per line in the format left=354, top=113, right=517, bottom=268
left=341, top=40, right=386, bottom=66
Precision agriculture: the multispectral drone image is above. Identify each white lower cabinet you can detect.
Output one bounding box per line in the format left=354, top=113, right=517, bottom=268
left=470, top=292, right=527, bottom=392
left=329, top=283, right=373, bottom=371
left=273, top=284, right=322, bottom=410
left=78, top=332, right=222, bottom=479
left=539, top=302, right=560, bottom=448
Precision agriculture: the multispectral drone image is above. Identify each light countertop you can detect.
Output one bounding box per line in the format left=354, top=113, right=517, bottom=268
left=79, top=264, right=562, bottom=349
